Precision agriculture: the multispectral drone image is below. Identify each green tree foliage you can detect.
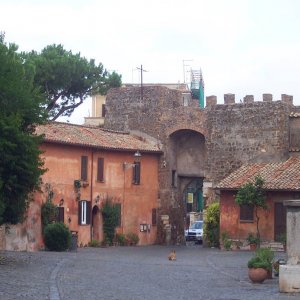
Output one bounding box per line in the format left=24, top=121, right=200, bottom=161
left=235, top=175, right=267, bottom=244
left=101, top=198, right=120, bottom=245
left=0, top=34, right=47, bottom=225
left=22, top=44, right=122, bottom=120
left=204, top=202, right=220, bottom=247
left=41, top=184, right=57, bottom=233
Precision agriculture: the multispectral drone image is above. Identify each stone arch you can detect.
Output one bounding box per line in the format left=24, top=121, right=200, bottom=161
left=168, top=129, right=206, bottom=177
left=167, top=124, right=207, bottom=138
left=167, top=128, right=207, bottom=240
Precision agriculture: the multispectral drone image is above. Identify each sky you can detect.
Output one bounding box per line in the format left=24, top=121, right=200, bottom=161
left=1, top=0, right=300, bottom=124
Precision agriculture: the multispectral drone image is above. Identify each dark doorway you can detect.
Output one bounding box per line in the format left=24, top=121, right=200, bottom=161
left=274, top=202, right=286, bottom=241
left=92, top=205, right=103, bottom=242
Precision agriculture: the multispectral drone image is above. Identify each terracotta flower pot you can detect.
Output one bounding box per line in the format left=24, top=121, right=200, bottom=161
left=249, top=243, right=257, bottom=251
left=248, top=268, right=268, bottom=283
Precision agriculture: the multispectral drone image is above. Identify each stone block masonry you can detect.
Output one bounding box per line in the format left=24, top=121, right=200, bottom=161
left=105, top=86, right=295, bottom=244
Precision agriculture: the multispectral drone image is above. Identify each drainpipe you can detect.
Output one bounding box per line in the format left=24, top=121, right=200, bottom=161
left=90, top=150, right=94, bottom=242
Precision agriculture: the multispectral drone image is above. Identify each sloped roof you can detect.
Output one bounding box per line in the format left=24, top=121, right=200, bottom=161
left=35, top=122, right=162, bottom=153
left=217, top=157, right=300, bottom=191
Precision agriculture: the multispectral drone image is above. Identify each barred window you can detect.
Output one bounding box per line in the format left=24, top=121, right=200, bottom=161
left=240, top=204, right=254, bottom=222
left=132, top=162, right=141, bottom=185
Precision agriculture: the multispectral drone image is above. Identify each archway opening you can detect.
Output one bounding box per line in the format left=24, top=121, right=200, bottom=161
left=168, top=129, right=206, bottom=243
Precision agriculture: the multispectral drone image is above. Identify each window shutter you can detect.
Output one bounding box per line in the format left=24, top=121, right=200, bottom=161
left=81, top=156, right=88, bottom=181
left=78, top=201, right=82, bottom=225
left=152, top=208, right=157, bottom=226
left=56, top=207, right=64, bottom=223
left=86, top=201, right=91, bottom=225
left=133, top=162, right=141, bottom=184
left=97, top=157, right=104, bottom=182
left=102, top=104, right=106, bottom=117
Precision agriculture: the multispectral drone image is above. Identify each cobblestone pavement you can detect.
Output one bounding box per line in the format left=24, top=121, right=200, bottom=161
left=0, top=244, right=298, bottom=300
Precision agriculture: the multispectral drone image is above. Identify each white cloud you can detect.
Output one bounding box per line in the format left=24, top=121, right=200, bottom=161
left=1, top=0, right=300, bottom=123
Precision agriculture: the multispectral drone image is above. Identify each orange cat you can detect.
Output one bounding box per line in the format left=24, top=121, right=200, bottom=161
left=168, top=250, right=176, bottom=261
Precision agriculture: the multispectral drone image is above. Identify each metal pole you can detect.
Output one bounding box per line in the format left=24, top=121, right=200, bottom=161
left=140, top=64, right=143, bottom=101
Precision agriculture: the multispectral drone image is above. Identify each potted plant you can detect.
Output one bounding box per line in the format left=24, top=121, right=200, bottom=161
left=256, top=247, right=274, bottom=279
left=247, top=248, right=274, bottom=283
left=221, top=231, right=232, bottom=251
left=247, top=233, right=260, bottom=250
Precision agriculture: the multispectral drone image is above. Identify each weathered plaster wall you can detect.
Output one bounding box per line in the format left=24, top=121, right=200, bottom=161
left=2, top=142, right=160, bottom=250
left=220, top=190, right=293, bottom=241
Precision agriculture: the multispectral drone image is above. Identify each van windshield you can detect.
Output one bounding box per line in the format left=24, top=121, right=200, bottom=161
left=190, top=222, right=203, bottom=229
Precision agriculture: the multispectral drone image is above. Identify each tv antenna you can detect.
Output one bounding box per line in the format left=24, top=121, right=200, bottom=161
left=136, top=65, right=148, bottom=100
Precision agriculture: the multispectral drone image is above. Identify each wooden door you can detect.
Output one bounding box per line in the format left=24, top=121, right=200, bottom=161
left=274, top=202, right=286, bottom=241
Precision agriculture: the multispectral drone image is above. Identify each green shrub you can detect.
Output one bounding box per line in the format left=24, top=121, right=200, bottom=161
left=102, top=198, right=120, bottom=245
left=41, top=200, right=57, bottom=233
left=44, top=222, right=71, bottom=251
left=115, top=233, right=128, bottom=246
left=246, top=233, right=260, bottom=245
left=204, top=202, right=220, bottom=247
left=247, top=247, right=274, bottom=271
left=255, top=247, right=274, bottom=269
left=126, top=232, right=139, bottom=245
left=89, top=239, right=100, bottom=247
left=248, top=256, right=270, bottom=270
left=221, top=231, right=232, bottom=250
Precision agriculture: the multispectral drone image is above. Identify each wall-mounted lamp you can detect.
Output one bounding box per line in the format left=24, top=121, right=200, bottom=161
left=134, top=150, right=142, bottom=162
left=68, top=216, right=71, bottom=224
left=123, top=151, right=142, bottom=170
left=95, top=194, right=100, bottom=204
left=59, top=198, right=64, bottom=206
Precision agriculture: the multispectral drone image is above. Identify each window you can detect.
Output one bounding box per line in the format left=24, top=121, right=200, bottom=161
left=56, top=207, right=64, bottom=223
left=132, top=162, right=141, bottom=185
left=240, top=204, right=254, bottom=222
left=81, top=156, right=88, bottom=181
left=78, top=200, right=91, bottom=225
left=97, top=157, right=104, bottom=182
left=152, top=208, right=157, bottom=226
left=171, top=170, right=177, bottom=187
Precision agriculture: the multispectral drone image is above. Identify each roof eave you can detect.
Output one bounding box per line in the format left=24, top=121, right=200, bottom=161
left=41, top=138, right=163, bottom=154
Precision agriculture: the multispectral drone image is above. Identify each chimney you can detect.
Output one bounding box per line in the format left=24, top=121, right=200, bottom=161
left=224, top=93, right=235, bottom=104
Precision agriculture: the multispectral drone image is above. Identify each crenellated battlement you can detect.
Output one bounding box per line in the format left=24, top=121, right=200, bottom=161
left=206, top=93, right=293, bottom=106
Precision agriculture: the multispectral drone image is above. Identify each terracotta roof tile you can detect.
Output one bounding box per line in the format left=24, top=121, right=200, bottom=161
left=35, top=122, right=161, bottom=153
left=217, top=156, right=300, bottom=191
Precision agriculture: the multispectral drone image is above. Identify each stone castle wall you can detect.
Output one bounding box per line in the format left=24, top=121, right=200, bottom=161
left=105, top=86, right=295, bottom=244
left=106, top=87, right=292, bottom=186
left=205, top=101, right=291, bottom=183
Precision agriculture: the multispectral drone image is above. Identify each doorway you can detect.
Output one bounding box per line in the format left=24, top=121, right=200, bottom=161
left=92, top=205, right=103, bottom=242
